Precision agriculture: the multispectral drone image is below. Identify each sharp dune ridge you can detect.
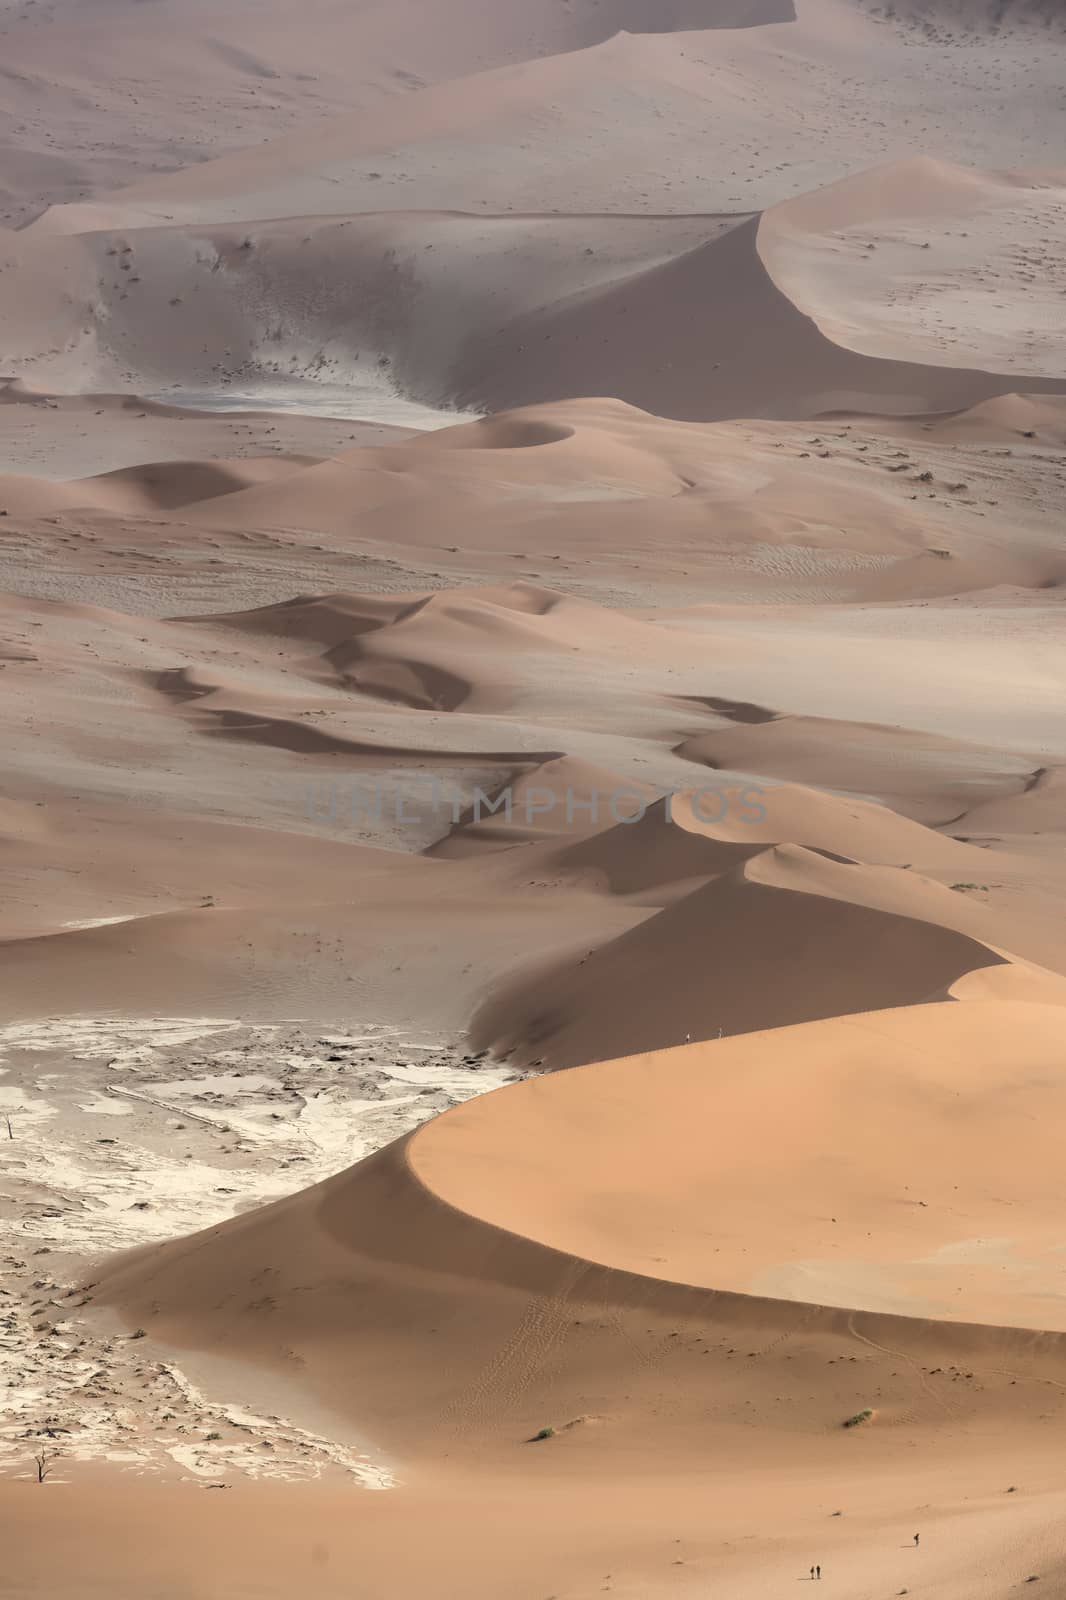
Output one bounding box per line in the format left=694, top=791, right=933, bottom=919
left=2, top=0, right=1066, bottom=1595
left=5, top=188, right=1066, bottom=419
left=96, top=999, right=1066, bottom=1352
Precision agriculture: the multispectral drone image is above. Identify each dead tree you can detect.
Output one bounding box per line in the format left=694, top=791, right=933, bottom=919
left=33, top=1450, right=52, bottom=1484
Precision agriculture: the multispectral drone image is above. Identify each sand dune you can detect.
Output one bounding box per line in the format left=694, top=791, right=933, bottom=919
left=451, top=209, right=1066, bottom=419
left=760, top=158, right=1066, bottom=376
left=427, top=998, right=1066, bottom=1324
left=172, top=580, right=696, bottom=717
left=916, top=391, right=1066, bottom=443
left=535, top=779, right=987, bottom=910
left=92, top=1000, right=1066, bottom=1499
left=2, top=0, right=1066, bottom=1593
left=474, top=836, right=1013, bottom=1066
left=73, top=456, right=320, bottom=513
left=25, top=0, right=1066, bottom=233
left=427, top=755, right=662, bottom=857
left=49, top=996, right=1066, bottom=1597
left=676, top=711, right=1041, bottom=824
left=13, top=398, right=1065, bottom=614
left=0, top=0, right=793, bottom=227
left=0, top=208, right=729, bottom=403
left=958, top=764, right=1066, bottom=838
left=556, top=780, right=988, bottom=881
left=6, top=162, right=1066, bottom=426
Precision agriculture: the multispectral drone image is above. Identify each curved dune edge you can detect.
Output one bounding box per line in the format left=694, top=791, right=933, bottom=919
left=449, top=212, right=1066, bottom=422
left=415, top=997, right=1066, bottom=1330
left=6, top=190, right=1066, bottom=425
left=757, top=158, right=1066, bottom=377
left=471, top=827, right=1016, bottom=1067
left=92, top=997, right=1066, bottom=1477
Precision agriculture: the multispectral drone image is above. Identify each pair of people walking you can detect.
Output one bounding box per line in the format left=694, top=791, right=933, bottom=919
left=809, top=1566, right=821, bottom=1580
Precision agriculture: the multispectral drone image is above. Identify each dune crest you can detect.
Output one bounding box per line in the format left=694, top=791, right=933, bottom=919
left=473, top=834, right=1013, bottom=1066
left=3, top=2, right=1066, bottom=1593
left=91, top=996, right=1066, bottom=1513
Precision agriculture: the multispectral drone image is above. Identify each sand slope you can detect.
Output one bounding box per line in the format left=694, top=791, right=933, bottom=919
left=0, top=0, right=794, bottom=227
left=675, top=712, right=1041, bottom=824
left=474, top=833, right=1016, bottom=1065
left=451, top=209, right=1066, bottom=419
left=8, top=197, right=1065, bottom=421
left=2, top=2, right=1066, bottom=1593
left=94, top=999, right=1066, bottom=1491
left=24, top=0, right=1066, bottom=231
left=760, top=158, right=1066, bottom=376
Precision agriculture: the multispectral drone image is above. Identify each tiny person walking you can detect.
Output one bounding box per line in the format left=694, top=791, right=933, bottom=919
left=914, top=1534, right=920, bottom=1547
left=816, top=1565, right=821, bottom=1580
left=810, top=1568, right=815, bottom=1581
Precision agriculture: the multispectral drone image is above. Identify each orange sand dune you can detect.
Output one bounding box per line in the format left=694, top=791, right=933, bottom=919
left=2, top=0, right=1066, bottom=1594
left=0, top=857, right=645, bottom=1029
left=94, top=1000, right=1066, bottom=1496
left=2, top=3, right=1062, bottom=1600
left=473, top=839, right=1014, bottom=1065
left=553, top=781, right=985, bottom=889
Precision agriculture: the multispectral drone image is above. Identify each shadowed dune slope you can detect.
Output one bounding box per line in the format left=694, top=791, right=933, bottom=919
left=472, top=844, right=1010, bottom=1067
left=550, top=784, right=983, bottom=890
left=92, top=998, right=1066, bottom=1483
left=4, top=174, right=1065, bottom=420
left=450, top=214, right=1066, bottom=421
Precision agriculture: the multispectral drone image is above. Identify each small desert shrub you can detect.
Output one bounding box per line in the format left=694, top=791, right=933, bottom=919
left=530, top=1426, right=555, bottom=1442
left=842, top=1409, right=874, bottom=1429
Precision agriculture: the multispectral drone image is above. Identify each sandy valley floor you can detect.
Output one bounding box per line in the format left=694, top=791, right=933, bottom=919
left=2, top=0, right=1066, bottom=1595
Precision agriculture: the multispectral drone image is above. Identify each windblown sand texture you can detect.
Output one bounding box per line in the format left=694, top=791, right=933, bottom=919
left=1, top=0, right=1066, bottom=1595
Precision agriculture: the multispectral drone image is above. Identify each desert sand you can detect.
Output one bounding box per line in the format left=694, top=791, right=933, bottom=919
left=1, top=0, right=1065, bottom=1595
